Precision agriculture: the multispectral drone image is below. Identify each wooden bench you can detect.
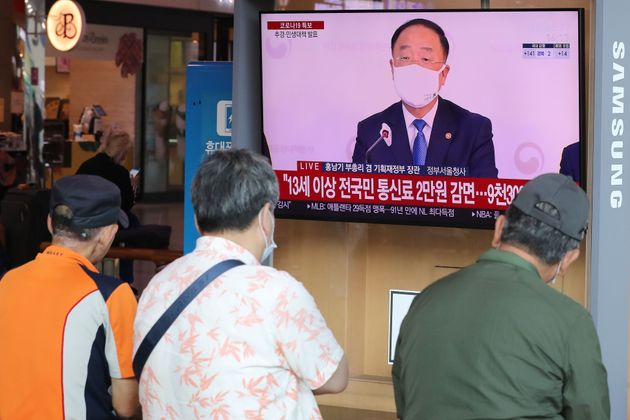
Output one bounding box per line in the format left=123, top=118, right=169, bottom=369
left=40, top=242, right=183, bottom=266
left=98, top=246, right=182, bottom=265
left=39, top=243, right=183, bottom=292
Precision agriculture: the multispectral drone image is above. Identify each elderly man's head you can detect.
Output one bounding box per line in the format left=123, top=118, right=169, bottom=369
left=49, top=175, right=128, bottom=261
left=191, top=150, right=279, bottom=261
left=493, top=173, right=588, bottom=282
left=389, top=18, right=451, bottom=110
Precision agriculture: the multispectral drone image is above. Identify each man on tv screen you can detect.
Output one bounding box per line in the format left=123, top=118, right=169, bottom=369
left=352, top=18, right=499, bottom=178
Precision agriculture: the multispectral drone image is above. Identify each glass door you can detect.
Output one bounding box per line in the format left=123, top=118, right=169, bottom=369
left=143, top=32, right=199, bottom=195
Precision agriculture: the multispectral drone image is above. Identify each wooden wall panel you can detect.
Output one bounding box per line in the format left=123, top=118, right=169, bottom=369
left=45, top=58, right=137, bottom=182
left=274, top=218, right=587, bottom=411
left=44, top=66, right=71, bottom=101
left=69, top=59, right=136, bottom=143
left=274, top=219, right=350, bottom=348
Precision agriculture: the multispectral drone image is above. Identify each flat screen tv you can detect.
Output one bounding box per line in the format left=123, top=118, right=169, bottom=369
left=260, top=9, right=584, bottom=229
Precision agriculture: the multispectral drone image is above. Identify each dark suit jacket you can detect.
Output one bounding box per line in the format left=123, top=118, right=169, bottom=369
left=352, top=98, right=498, bottom=178
left=560, top=142, right=580, bottom=184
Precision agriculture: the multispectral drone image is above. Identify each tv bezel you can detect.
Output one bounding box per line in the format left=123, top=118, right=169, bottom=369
left=259, top=8, right=586, bottom=230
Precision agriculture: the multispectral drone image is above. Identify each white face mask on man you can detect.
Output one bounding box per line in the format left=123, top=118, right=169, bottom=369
left=258, top=207, right=277, bottom=262
left=393, top=63, right=446, bottom=109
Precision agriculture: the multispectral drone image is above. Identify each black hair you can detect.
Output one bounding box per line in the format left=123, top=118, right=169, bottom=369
left=51, top=205, right=100, bottom=242
left=390, top=18, right=450, bottom=59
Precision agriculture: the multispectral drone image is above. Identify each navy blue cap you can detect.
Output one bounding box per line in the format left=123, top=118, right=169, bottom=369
left=50, top=175, right=129, bottom=229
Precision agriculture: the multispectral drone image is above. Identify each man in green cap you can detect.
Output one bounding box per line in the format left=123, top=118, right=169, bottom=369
left=393, top=173, right=609, bottom=419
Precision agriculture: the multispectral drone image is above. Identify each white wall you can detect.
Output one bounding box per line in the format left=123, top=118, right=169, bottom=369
left=94, top=0, right=233, bottom=14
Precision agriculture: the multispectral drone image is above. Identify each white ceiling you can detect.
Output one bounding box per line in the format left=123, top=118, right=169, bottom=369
left=95, top=0, right=234, bottom=14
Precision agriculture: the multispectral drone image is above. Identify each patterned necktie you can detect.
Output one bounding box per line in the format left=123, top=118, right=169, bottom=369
left=412, top=119, right=427, bottom=166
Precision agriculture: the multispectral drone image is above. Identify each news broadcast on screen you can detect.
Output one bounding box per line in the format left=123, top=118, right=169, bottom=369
left=260, top=9, right=584, bottom=228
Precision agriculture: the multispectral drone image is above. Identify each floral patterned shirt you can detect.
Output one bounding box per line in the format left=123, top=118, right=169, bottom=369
left=134, top=236, right=344, bottom=419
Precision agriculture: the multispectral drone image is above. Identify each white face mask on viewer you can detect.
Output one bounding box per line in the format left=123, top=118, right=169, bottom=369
left=258, top=208, right=277, bottom=263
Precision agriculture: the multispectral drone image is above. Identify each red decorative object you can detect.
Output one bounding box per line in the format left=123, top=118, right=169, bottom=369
left=115, top=32, right=143, bottom=78
left=31, top=67, right=39, bottom=86
left=13, top=0, right=25, bottom=15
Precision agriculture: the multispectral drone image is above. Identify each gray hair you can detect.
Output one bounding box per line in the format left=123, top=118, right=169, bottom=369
left=191, top=149, right=279, bottom=233
left=51, top=204, right=103, bottom=242
left=500, top=203, right=581, bottom=265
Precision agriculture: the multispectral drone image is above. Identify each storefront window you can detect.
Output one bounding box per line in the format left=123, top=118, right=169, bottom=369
left=143, top=32, right=199, bottom=195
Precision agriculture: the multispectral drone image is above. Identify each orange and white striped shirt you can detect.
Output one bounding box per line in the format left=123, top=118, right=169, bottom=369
left=134, top=236, right=344, bottom=419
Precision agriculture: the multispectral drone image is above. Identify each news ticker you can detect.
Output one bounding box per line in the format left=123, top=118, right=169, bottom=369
left=277, top=161, right=528, bottom=210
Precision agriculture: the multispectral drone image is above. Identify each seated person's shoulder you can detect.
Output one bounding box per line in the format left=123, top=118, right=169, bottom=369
left=563, top=142, right=580, bottom=155
left=76, top=153, right=101, bottom=171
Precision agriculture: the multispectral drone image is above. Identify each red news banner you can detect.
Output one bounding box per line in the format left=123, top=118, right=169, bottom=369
left=276, top=161, right=529, bottom=210
left=266, top=21, right=325, bottom=30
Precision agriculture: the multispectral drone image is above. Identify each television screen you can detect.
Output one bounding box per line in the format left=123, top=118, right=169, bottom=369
left=260, top=9, right=583, bottom=228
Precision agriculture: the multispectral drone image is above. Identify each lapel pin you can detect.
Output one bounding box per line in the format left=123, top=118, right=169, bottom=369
left=381, top=122, right=392, bottom=147
left=445, top=132, right=453, bottom=141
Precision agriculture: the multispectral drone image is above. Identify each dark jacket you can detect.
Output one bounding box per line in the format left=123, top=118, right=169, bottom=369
left=352, top=97, right=498, bottom=178
left=77, top=153, right=134, bottom=212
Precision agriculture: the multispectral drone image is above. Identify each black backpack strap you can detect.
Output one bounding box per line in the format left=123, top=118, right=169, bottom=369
left=133, top=259, right=244, bottom=378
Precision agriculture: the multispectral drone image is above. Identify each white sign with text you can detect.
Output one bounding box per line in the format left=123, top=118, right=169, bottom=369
left=388, top=289, right=420, bottom=364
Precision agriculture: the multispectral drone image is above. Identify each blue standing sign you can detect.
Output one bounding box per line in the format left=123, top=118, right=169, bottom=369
left=184, top=62, right=233, bottom=252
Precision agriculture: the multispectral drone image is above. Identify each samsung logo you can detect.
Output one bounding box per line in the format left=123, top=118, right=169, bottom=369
left=611, top=41, right=625, bottom=208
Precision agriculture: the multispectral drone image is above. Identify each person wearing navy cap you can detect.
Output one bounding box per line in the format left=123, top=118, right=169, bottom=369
left=0, top=174, right=139, bottom=419
left=393, top=173, right=609, bottom=419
